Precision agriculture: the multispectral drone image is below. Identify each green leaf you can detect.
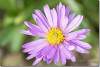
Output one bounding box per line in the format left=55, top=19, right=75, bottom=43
left=63, top=0, right=82, bottom=14
left=10, top=29, right=24, bottom=52
left=0, top=0, right=17, bottom=11
left=0, top=26, right=15, bottom=47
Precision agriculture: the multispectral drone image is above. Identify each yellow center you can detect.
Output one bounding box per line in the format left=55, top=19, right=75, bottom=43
left=47, top=28, right=64, bottom=45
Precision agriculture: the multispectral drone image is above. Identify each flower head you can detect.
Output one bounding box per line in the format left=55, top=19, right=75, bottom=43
left=21, top=3, right=92, bottom=65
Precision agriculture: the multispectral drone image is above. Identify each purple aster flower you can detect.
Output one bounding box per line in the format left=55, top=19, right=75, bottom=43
left=21, top=3, right=92, bottom=65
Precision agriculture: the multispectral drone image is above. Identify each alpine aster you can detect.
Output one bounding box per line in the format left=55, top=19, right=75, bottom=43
left=21, top=3, right=92, bottom=65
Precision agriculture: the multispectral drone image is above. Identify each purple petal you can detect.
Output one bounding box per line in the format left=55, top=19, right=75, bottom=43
left=57, top=2, right=63, bottom=11
left=59, top=45, right=67, bottom=64
left=71, top=56, right=76, bottom=62
left=26, top=48, right=42, bottom=60
left=32, top=57, right=43, bottom=65
left=60, top=5, right=68, bottom=31
left=43, top=56, right=52, bottom=64
left=43, top=56, right=46, bottom=61
left=54, top=47, right=60, bottom=64
left=68, top=13, right=76, bottom=23
left=24, top=21, right=45, bottom=37
left=65, top=7, right=71, bottom=16
left=73, top=40, right=92, bottom=49
left=46, top=58, right=52, bottom=64
left=20, top=30, right=33, bottom=35
left=57, top=4, right=69, bottom=31
left=26, top=42, right=49, bottom=60
left=32, top=14, right=48, bottom=32
left=27, top=46, right=51, bottom=60
left=66, top=15, right=83, bottom=32
left=66, top=29, right=90, bottom=40
left=51, top=8, right=57, bottom=27
left=26, top=53, right=37, bottom=60
left=24, top=21, right=44, bottom=32
left=56, top=2, right=63, bottom=27
left=26, top=49, right=42, bottom=60
left=47, top=46, right=56, bottom=59
left=24, top=41, right=48, bottom=53
left=68, top=45, right=75, bottom=51
left=69, top=40, right=91, bottom=53
left=34, top=10, right=50, bottom=29
left=60, top=44, right=76, bottom=60
left=60, top=5, right=65, bottom=27
left=41, top=46, right=51, bottom=57
left=64, top=42, right=75, bottom=51
left=22, top=39, right=45, bottom=48
left=26, top=46, right=47, bottom=60
left=76, top=46, right=89, bottom=53
left=65, top=32, right=78, bottom=41
left=22, top=39, right=48, bottom=52
left=29, top=29, right=45, bottom=37
left=44, top=4, right=53, bottom=27
left=75, top=29, right=90, bottom=35
left=61, top=43, right=76, bottom=62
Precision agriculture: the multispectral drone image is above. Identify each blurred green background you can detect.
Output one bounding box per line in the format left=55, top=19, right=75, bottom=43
left=0, top=0, right=99, bottom=66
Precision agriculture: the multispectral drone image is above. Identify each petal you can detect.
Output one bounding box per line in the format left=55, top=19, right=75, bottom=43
left=22, top=39, right=45, bottom=48
left=64, top=42, right=75, bottom=51
left=59, top=45, right=67, bottom=64
left=66, top=29, right=90, bottom=40
left=74, top=29, right=90, bottom=40
left=43, top=56, right=52, bottom=64
left=73, top=40, right=92, bottom=49
left=59, top=5, right=68, bottom=30
left=32, top=57, right=43, bottom=65
left=26, top=47, right=44, bottom=60
left=57, top=2, right=63, bottom=12
left=24, top=21, right=44, bottom=32
left=71, top=56, right=76, bottom=62
left=25, top=41, right=48, bottom=53
left=20, top=30, right=33, bottom=35
left=43, top=56, right=47, bottom=61
left=29, top=29, right=45, bottom=37
left=46, top=58, right=52, bottom=64
left=27, top=48, right=42, bottom=60
left=47, top=46, right=56, bottom=59
left=26, top=50, right=41, bottom=60
left=54, top=47, right=60, bottom=64
left=32, top=14, right=48, bottom=32
left=61, top=16, right=68, bottom=31
left=76, top=46, right=89, bottom=53
left=69, top=40, right=90, bottom=53
left=65, top=7, right=71, bottom=16
left=66, top=15, right=83, bottom=32
left=68, top=45, right=75, bottom=51
left=56, top=2, right=63, bottom=27
left=44, top=4, right=53, bottom=27
left=51, top=8, right=57, bottom=27
left=63, top=41, right=75, bottom=51
left=60, top=5, right=65, bottom=27
left=24, top=21, right=45, bottom=37
left=60, top=43, right=76, bottom=62
left=26, top=53, right=37, bottom=60
left=74, top=29, right=90, bottom=35
left=41, top=46, right=51, bottom=57
left=68, top=13, right=76, bottom=23
left=34, top=10, right=50, bottom=29
left=61, top=45, right=73, bottom=59
left=22, top=39, right=48, bottom=52
left=26, top=42, right=49, bottom=60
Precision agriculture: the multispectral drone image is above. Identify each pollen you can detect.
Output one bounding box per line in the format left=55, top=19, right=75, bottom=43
left=47, top=28, right=64, bottom=45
